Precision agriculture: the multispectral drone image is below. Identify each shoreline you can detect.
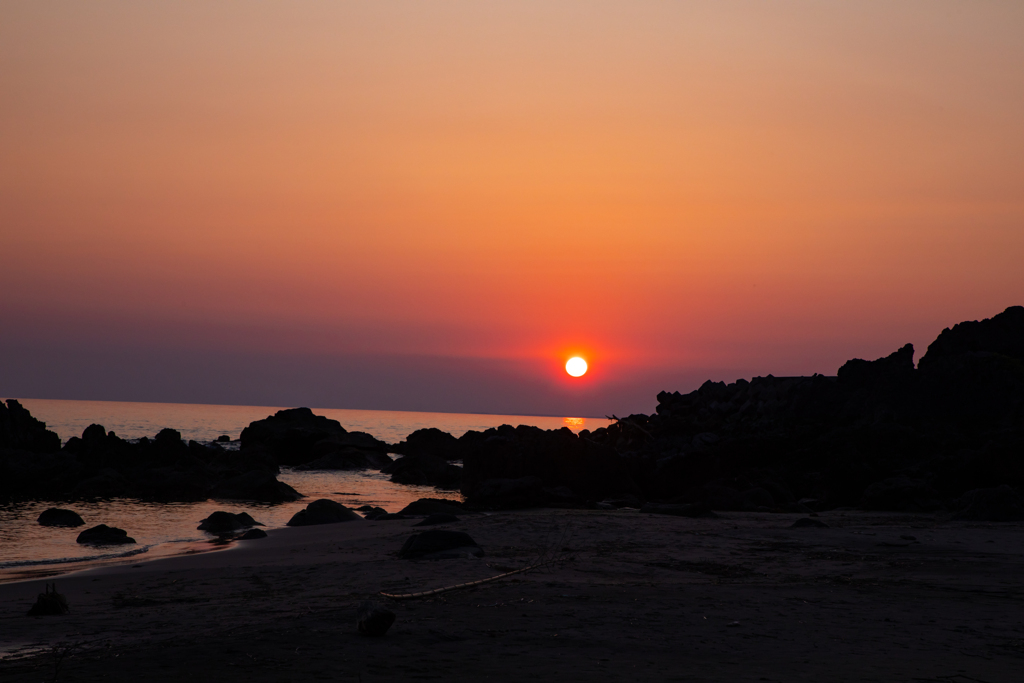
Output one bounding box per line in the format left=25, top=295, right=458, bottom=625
left=2, top=508, right=1022, bottom=681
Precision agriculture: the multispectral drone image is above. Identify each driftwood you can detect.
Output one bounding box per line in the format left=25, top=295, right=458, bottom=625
left=379, top=555, right=571, bottom=600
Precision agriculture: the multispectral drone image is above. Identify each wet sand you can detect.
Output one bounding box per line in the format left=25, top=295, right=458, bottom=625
left=1, top=509, right=1022, bottom=682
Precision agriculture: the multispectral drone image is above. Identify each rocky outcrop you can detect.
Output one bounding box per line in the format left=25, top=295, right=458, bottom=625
left=456, top=306, right=1024, bottom=513
left=0, top=411, right=303, bottom=503
left=286, top=499, right=363, bottom=526
left=0, top=399, right=61, bottom=454
left=239, top=408, right=390, bottom=467
left=460, top=425, right=638, bottom=506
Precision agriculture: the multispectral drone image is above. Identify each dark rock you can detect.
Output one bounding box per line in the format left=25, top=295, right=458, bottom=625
left=396, top=498, right=466, bottom=516
left=26, top=584, right=69, bottom=616
left=919, top=306, right=1024, bottom=368
left=286, top=499, right=363, bottom=526
left=295, top=443, right=392, bottom=471
left=640, top=502, right=718, bottom=518
left=77, top=524, right=136, bottom=545
left=211, top=471, right=302, bottom=502
left=0, top=399, right=61, bottom=453
left=954, top=485, right=1024, bottom=521
left=838, top=344, right=916, bottom=386
left=791, top=518, right=830, bottom=528
left=71, top=469, right=129, bottom=498
left=392, top=428, right=463, bottom=460
left=399, top=530, right=483, bottom=560
left=464, top=476, right=546, bottom=510
left=357, top=600, right=396, bottom=636
left=37, top=508, right=85, bottom=527
left=383, top=453, right=463, bottom=489
left=216, top=435, right=232, bottom=442
left=460, top=424, right=639, bottom=505
left=239, top=408, right=389, bottom=467
left=361, top=506, right=388, bottom=520
left=238, top=528, right=268, bottom=540
left=198, top=511, right=263, bottom=532
left=414, top=513, right=460, bottom=526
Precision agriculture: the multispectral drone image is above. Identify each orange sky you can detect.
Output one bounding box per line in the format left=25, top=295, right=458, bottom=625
left=2, top=2, right=1023, bottom=415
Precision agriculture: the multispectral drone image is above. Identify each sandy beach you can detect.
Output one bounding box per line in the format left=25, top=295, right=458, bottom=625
left=2, top=509, right=1022, bottom=682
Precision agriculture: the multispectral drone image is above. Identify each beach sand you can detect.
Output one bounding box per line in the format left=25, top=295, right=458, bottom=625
left=1, top=509, right=1022, bottom=681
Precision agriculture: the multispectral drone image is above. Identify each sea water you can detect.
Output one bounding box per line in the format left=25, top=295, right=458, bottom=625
left=0, top=399, right=609, bottom=582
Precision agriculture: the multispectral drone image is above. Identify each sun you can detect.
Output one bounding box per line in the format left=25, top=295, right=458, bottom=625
left=565, top=357, right=588, bottom=377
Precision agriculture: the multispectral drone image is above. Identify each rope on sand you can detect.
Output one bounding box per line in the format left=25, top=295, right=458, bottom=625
left=379, top=555, right=570, bottom=600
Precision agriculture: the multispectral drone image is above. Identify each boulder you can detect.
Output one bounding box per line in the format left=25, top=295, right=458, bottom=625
left=197, top=511, right=263, bottom=532
left=26, top=584, right=69, bottom=616
left=77, top=524, right=136, bottom=545
left=399, top=530, right=483, bottom=560
left=238, top=528, right=268, bottom=540
left=211, top=471, right=302, bottom=502
left=953, top=485, right=1024, bottom=521
left=357, top=601, right=396, bottom=636
left=37, top=508, right=85, bottom=527
left=414, top=513, right=460, bottom=526
left=286, top=499, right=363, bottom=526
left=397, top=498, right=466, bottom=516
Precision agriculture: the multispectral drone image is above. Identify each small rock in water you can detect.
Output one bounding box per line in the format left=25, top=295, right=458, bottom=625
left=77, top=524, right=136, bottom=545
left=790, top=518, right=830, bottom=529
left=238, top=528, right=268, bottom=540
left=37, top=508, right=85, bottom=527
left=198, top=511, right=263, bottom=532
left=216, top=435, right=232, bottom=442
left=357, top=600, right=396, bottom=636
left=286, top=499, right=363, bottom=526
left=27, top=583, right=69, bottom=616
left=414, top=513, right=460, bottom=526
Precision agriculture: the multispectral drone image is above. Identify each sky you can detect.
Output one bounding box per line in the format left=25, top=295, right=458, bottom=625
left=1, top=1, right=1023, bottom=417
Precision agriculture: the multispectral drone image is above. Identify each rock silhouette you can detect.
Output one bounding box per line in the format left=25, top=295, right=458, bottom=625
left=197, top=511, right=263, bottom=532
left=286, top=499, right=363, bottom=526
left=239, top=408, right=389, bottom=468
left=37, top=508, right=85, bottom=527
left=456, top=306, right=1024, bottom=513
left=77, top=524, right=135, bottom=545
left=399, top=530, right=483, bottom=560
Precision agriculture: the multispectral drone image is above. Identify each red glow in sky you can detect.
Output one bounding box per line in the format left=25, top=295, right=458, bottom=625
left=1, top=2, right=1022, bottom=416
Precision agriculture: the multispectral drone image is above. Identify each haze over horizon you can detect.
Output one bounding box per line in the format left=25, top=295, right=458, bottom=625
left=2, top=1, right=1023, bottom=417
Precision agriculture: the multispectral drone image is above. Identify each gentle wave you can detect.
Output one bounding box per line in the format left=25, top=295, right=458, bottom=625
left=0, top=545, right=152, bottom=569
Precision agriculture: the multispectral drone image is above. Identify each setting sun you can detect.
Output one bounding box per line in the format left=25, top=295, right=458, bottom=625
left=565, top=357, right=588, bottom=377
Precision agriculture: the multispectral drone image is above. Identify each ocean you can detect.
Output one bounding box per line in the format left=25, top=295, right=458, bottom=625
left=1, top=398, right=610, bottom=582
